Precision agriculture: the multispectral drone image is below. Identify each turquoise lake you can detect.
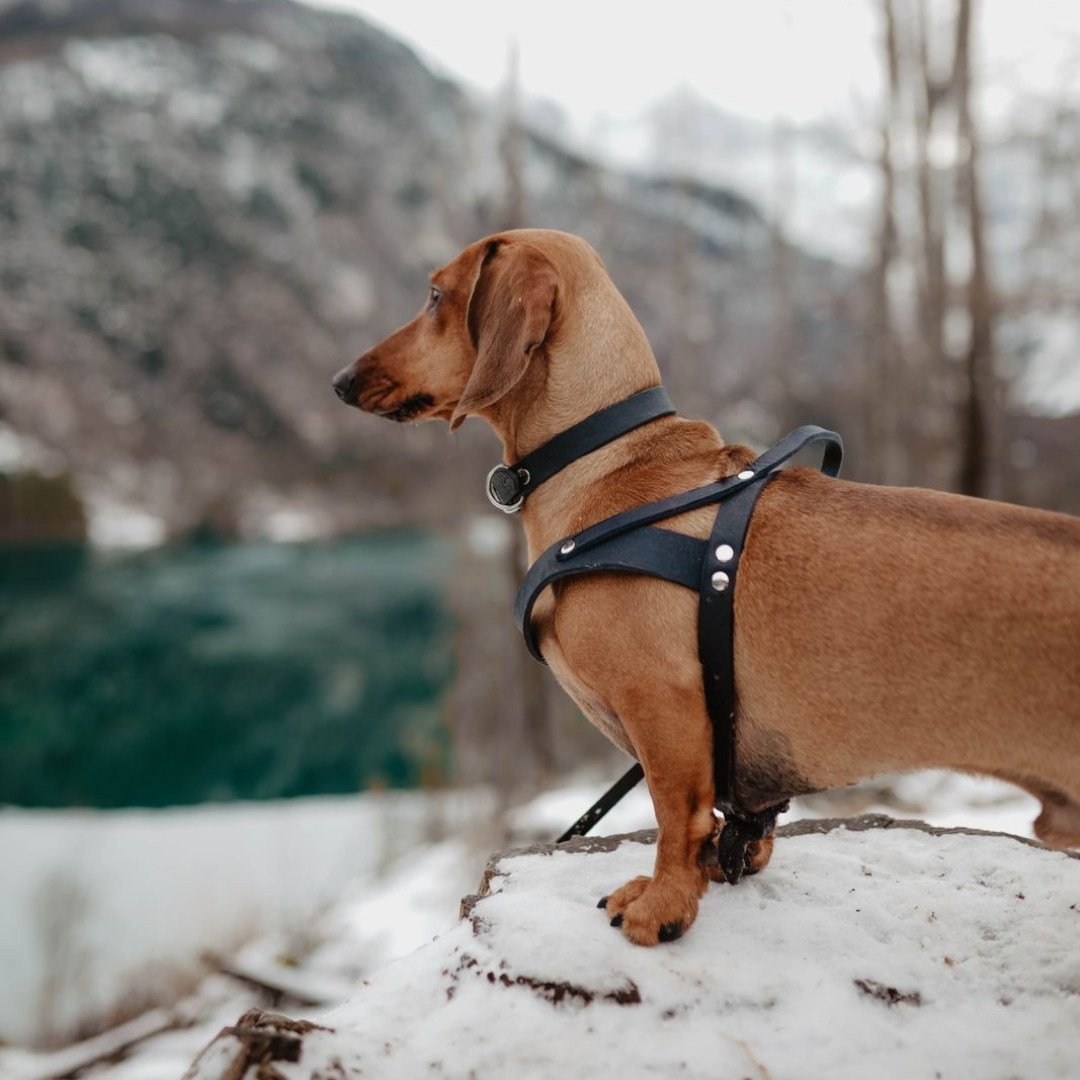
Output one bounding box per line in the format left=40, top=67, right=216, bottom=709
left=0, top=534, right=456, bottom=808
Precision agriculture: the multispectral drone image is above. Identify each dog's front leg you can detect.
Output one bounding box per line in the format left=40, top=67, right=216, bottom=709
left=599, top=685, right=718, bottom=945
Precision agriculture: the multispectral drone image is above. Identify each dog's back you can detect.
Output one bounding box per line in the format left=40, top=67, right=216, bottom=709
left=736, top=469, right=1080, bottom=836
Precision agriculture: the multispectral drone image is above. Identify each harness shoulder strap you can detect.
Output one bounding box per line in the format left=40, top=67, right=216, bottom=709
left=557, top=424, right=842, bottom=560
left=699, top=475, right=772, bottom=820
left=515, top=526, right=706, bottom=663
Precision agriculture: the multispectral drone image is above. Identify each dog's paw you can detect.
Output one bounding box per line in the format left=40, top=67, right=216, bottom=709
left=603, top=875, right=701, bottom=946
left=707, top=834, right=775, bottom=883
left=600, top=875, right=651, bottom=917
left=744, top=834, right=775, bottom=875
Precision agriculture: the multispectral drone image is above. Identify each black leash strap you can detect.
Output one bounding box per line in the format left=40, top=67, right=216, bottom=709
left=556, top=763, right=645, bottom=843
left=486, top=386, right=675, bottom=512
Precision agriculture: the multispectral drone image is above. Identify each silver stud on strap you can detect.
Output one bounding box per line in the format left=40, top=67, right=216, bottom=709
left=711, top=570, right=730, bottom=592
left=738, top=469, right=755, bottom=480
left=560, top=539, right=576, bottom=555
left=715, top=543, right=734, bottom=563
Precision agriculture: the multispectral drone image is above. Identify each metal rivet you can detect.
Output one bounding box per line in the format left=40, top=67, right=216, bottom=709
left=715, top=543, right=734, bottom=563
left=711, top=571, right=730, bottom=592
left=560, top=539, right=576, bottom=555
left=517, top=468, right=531, bottom=487
left=738, top=469, right=755, bottom=480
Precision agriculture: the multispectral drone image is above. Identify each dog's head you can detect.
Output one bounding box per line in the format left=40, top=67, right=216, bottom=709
left=333, top=231, right=573, bottom=432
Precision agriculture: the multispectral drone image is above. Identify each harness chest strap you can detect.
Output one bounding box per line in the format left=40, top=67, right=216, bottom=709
left=513, top=420, right=843, bottom=877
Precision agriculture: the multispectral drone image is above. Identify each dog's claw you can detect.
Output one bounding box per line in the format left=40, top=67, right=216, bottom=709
left=658, top=920, right=684, bottom=943
left=609, top=913, right=624, bottom=928
left=597, top=895, right=609, bottom=910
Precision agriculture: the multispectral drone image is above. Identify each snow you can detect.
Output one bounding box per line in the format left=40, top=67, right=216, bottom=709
left=1001, top=312, right=1080, bottom=417
left=463, top=514, right=513, bottom=558
left=84, top=497, right=167, bottom=549
left=0, top=791, right=494, bottom=1047
left=508, top=767, right=1040, bottom=844
left=0, top=1009, right=180, bottom=1080
left=213, top=35, right=283, bottom=75
left=250, top=500, right=333, bottom=544
left=307, top=837, right=484, bottom=976
left=0, top=772, right=1058, bottom=1079
left=0, top=423, right=65, bottom=475
left=794, top=770, right=1042, bottom=840
left=63, top=39, right=195, bottom=103
left=186, top=821, right=1080, bottom=1080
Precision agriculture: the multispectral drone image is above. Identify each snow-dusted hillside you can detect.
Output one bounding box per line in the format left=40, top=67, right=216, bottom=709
left=1, top=0, right=848, bottom=545
left=183, top=818, right=1080, bottom=1080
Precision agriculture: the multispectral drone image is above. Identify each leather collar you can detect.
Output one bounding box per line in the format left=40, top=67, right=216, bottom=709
left=486, top=386, right=676, bottom=512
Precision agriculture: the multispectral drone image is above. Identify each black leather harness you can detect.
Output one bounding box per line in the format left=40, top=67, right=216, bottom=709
left=490, top=387, right=843, bottom=883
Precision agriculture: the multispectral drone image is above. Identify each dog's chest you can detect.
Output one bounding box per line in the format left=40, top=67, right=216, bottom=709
left=540, top=627, right=634, bottom=757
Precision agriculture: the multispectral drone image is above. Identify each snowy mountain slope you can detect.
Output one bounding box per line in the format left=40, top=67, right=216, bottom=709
left=0, top=0, right=851, bottom=544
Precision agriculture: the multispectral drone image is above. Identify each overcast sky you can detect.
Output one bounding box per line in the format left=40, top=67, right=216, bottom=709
left=306, top=0, right=1080, bottom=137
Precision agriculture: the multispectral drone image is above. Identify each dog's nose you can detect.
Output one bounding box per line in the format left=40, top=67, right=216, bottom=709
left=332, top=367, right=358, bottom=404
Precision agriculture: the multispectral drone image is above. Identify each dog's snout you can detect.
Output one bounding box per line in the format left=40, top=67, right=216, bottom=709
left=332, top=366, right=358, bottom=404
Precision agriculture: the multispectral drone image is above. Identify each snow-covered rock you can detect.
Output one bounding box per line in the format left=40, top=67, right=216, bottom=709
left=183, top=816, right=1080, bottom=1080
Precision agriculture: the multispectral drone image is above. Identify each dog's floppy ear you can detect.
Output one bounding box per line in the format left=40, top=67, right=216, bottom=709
left=449, top=240, right=557, bottom=432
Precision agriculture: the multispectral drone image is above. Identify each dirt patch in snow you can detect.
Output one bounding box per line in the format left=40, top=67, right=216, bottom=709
left=852, top=978, right=923, bottom=1007
left=448, top=951, right=642, bottom=1008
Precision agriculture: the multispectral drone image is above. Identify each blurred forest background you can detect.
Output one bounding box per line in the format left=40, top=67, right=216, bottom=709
left=2, top=0, right=1079, bottom=814
left=1, top=0, right=1079, bottom=1056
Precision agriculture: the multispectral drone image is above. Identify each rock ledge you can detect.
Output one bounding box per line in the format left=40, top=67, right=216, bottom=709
left=186, top=815, right=1080, bottom=1080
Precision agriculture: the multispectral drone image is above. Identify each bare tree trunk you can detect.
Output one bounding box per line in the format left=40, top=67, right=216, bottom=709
left=953, top=0, right=994, bottom=497
left=869, top=0, right=998, bottom=493
left=909, top=0, right=952, bottom=485
left=498, top=39, right=525, bottom=232
left=497, top=39, right=558, bottom=790
left=868, top=0, right=904, bottom=484
left=770, top=116, right=799, bottom=434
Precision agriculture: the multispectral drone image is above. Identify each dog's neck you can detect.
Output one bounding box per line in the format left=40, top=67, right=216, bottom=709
left=486, top=277, right=662, bottom=461
left=487, top=391, right=730, bottom=564
left=476, top=276, right=730, bottom=559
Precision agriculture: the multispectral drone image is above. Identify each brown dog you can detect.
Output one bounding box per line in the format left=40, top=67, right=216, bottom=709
left=333, top=229, right=1080, bottom=945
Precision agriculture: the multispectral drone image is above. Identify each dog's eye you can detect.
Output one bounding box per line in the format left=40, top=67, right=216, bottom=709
left=428, top=286, right=442, bottom=311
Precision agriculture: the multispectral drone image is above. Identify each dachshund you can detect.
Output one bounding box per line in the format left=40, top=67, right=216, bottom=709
left=333, top=229, right=1080, bottom=945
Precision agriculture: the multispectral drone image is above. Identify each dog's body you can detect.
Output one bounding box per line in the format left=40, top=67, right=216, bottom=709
left=334, top=229, right=1080, bottom=945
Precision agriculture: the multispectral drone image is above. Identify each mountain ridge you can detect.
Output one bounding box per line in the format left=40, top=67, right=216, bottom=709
left=2, top=0, right=842, bottom=543
left=14, top=0, right=1073, bottom=543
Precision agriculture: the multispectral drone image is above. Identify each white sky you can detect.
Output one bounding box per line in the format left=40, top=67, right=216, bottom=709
left=299, top=0, right=1080, bottom=269
left=305, top=0, right=1080, bottom=135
